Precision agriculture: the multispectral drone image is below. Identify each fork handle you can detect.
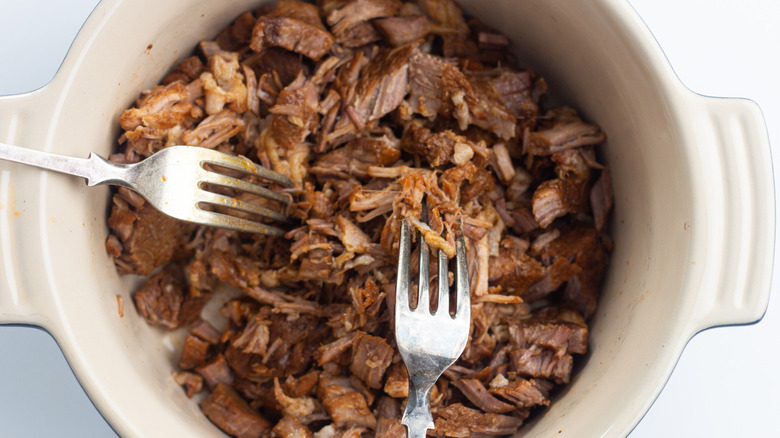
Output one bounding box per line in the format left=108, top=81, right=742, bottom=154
left=402, top=377, right=436, bottom=438
left=0, top=142, right=131, bottom=187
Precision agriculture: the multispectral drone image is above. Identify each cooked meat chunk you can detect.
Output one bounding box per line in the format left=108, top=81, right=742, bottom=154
left=107, top=189, right=190, bottom=276
left=374, top=15, right=430, bottom=47
left=189, top=319, right=222, bottom=344
left=326, top=0, right=401, bottom=37
left=201, top=383, right=272, bottom=438
left=250, top=1, right=334, bottom=61
left=200, top=51, right=248, bottom=115
left=452, top=379, right=514, bottom=413
left=546, top=226, right=609, bottom=318
left=350, top=331, right=394, bottom=389
left=133, top=264, right=189, bottom=330
left=532, top=149, right=592, bottom=228
left=432, top=403, right=525, bottom=437
left=172, top=371, right=204, bottom=398
left=179, top=334, right=210, bottom=370
left=110, top=0, right=614, bottom=436
left=196, top=353, right=234, bottom=390
left=318, top=376, right=378, bottom=429
left=342, top=44, right=414, bottom=129
left=273, top=415, right=313, bottom=438
left=182, top=109, right=245, bottom=148
left=466, top=74, right=517, bottom=140
left=488, top=377, right=551, bottom=409
left=403, top=47, right=474, bottom=123
left=524, top=107, right=606, bottom=156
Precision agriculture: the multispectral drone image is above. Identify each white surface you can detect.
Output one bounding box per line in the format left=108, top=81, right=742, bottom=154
left=0, top=0, right=777, bottom=437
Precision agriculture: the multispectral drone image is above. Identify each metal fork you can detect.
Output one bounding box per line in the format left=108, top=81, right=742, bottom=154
left=394, top=215, right=470, bottom=438
left=0, top=142, right=293, bottom=235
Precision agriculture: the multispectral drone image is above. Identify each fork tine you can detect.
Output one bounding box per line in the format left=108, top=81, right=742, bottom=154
left=396, top=220, right=412, bottom=311
left=200, top=151, right=294, bottom=188
left=417, top=204, right=430, bottom=313
left=200, top=172, right=290, bottom=205
left=190, top=209, right=286, bottom=236
left=417, top=234, right=430, bottom=313
left=196, top=190, right=287, bottom=222
left=437, top=249, right=449, bottom=315
left=454, top=223, right=470, bottom=319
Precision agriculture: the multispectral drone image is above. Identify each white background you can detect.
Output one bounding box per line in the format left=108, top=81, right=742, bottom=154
left=0, top=0, right=778, bottom=436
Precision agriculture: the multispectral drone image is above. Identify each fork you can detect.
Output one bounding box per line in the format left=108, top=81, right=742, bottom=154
left=0, top=142, right=293, bottom=235
left=394, top=213, right=470, bottom=438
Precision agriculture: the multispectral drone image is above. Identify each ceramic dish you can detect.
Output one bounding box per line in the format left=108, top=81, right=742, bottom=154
left=0, top=0, right=773, bottom=436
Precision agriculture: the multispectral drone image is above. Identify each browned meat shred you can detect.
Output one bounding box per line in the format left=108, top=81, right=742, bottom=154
left=106, top=1, right=613, bottom=437
left=201, top=383, right=272, bottom=438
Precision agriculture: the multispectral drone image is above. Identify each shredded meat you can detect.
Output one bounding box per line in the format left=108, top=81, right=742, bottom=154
left=107, top=1, right=613, bottom=437
left=201, top=383, right=272, bottom=438
left=250, top=0, right=335, bottom=61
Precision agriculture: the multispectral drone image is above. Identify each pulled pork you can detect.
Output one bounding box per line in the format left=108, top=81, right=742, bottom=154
left=107, top=1, right=612, bottom=437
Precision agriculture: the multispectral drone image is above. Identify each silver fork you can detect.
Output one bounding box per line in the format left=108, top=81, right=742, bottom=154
left=0, top=142, right=293, bottom=235
left=394, top=215, right=470, bottom=438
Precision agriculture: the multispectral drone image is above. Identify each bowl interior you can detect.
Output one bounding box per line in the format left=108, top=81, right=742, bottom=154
left=38, top=0, right=696, bottom=436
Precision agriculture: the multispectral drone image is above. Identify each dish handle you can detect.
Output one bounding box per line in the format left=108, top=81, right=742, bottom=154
left=0, top=88, right=59, bottom=326
left=689, top=95, right=775, bottom=332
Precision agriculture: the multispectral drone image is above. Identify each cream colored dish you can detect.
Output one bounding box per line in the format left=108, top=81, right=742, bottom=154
left=0, top=0, right=773, bottom=437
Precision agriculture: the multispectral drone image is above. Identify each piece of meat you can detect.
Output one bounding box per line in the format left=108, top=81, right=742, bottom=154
left=383, top=361, right=408, bottom=398
left=274, top=378, right=321, bottom=420
left=326, top=0, right=401, bottom=36
left=524, top=107, right=606, bottom=156
left=107, top=189, right=190, bottom=276
left=311, top=134, right=401, bottom=179
left=189, top=319, right=222, bottom=344
left=163, top=56, right=205, bottom=85
left=349, top=331, right=394, bottom=389
left=402, top=47, right=475, bottom=124
left=432, top=403, right=525, bottom=437
left=452, top=378, right=514, bottom=413
left=373, top=15, right=430, bottom=47
left=401, top=124, right=473, bottom=167
left=200, top=52, right=248, bottom=115
left=488, top=376, right=551, bottom=409
left=201, top=382, right=272, bottom=438
left=179, top=334, right=210, bottom=370
left=196, top=353, right=234, bottom=390
left=273, top=415, right=314, bottom=438
left=522, top=256, right=581, bottom=302
left=375, top=396, right=406, bottom=438
left=532, top=149, right=592, bottom=228
left=215, top=11, right=257, bottom=51
left=336, top=21, right=382, bottom=47
left=337, top=44, right=415, bottom=134
left=250, top=1, right=335, bottom=61
left=487, top=236, right=544, bottom=297
left=416, top=0, right=469, bottom=35
left=259, top=74, right=319, bottom=187
left=232, top=314, right=271, bottom=355
left=172, top=371, right=204, bottom=398
left=132, top=264, right=190, bottom=330
left=318, top=376, right=378, bottom=429
left=546, top=225, right=609, bottom=318
left=490, top=71, right=537, bottom=118
left=509, top=309, right=588, bottom=357
left=119, top=81, right=202, bottom=133
left=182, top=109, right=245, bottom=148
left=509, top=345, right=573, bottom=384
left=466, top=73, right=517, bottom=140
left=490, top=142, right=516, bottom=184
